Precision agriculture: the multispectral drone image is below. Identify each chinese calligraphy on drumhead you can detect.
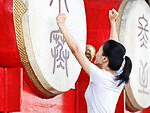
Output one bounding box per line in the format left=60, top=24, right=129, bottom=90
left=138, top=14, right=149, bottom=49
left=49, top=0, right=70, bottom=77
left=138, top=14, right=149, bottom=95
left=50, top=30, right=70, bottom=77
left=138, top=60, right=149, bottom=95
left=50, top=0, right=69, bottom=13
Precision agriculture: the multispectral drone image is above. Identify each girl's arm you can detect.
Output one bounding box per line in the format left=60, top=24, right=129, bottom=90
left=56, top=14, right=91, bottom=75
left=109, top=9, right=119, bottom=42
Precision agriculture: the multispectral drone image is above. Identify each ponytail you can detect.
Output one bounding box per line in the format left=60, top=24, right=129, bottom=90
left=102, top=40, right=132, bottom=86
left=116, top=56, right=132, bottom=86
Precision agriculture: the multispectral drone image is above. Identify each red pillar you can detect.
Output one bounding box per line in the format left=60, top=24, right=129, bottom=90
left=0, top=68, right=23, bottom=112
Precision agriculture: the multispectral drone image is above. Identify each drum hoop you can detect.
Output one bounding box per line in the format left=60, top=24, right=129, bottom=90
left=117, top=0, right=143, bottom=111
left=125, top=83, right=141, bottom=111
left=13, top=0, right=62, bottom=98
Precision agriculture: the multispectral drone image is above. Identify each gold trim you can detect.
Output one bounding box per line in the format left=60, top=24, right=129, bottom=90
left=13, top=0, right=60, bottom=98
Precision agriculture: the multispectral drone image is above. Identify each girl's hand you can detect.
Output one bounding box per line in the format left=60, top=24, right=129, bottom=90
left=109, top=9, right=119, bottom=23
left=56, top=13, right=66, bottom=27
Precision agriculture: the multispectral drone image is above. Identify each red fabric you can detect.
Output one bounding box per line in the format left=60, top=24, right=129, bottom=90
left=75, top=70, right=89, bottom=113
left=62, top=90, right=75, bottom=113
left=142, top=107, right=150, bottom=113
left=0, top=67, right=22, bottom=112
left=0, top=0, right=22, bottom=110
left=14, top=81, right=75, bottom=113
left=115, top=90, right=125, bottom=113
left=0, top=0, right=22, bottom=67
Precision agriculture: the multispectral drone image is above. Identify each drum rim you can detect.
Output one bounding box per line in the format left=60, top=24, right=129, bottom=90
left=117, top=0, right=145, bottom=111
left=13, top=0, right=62, bottom=98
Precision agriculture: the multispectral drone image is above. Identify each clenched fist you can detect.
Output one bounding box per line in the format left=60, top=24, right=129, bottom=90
left=56, top=13, right=66, bottom=27
left=109, top=9, right=119, bottom=23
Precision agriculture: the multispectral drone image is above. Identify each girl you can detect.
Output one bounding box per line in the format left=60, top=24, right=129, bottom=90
left=56, top=9, right=132, bottom=113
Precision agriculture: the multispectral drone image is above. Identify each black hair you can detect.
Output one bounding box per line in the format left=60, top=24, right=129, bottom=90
left=145, top=0, right=150, bottom=6
left=102, top=40, right=132, bottom=86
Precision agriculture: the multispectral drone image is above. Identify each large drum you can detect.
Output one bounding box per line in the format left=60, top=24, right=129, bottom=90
left=0, top=0, right=87, bottom=98
left=117, top=0, right=150, bottom=111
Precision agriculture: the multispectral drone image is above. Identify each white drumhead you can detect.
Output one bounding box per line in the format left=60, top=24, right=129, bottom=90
left=22, top=0, right=86, bottom=93
left=118, top=0, right=150, bottom=109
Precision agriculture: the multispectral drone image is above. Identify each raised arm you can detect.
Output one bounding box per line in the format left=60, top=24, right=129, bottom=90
left=109, top=9, right=119, bottom=42
left=56, top=14, right=91, bottom=75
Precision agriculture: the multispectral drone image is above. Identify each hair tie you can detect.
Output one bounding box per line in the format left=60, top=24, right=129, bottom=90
left=116, top=58, right=125, bottom=75
left=123, top=55, right=126, bottom=60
